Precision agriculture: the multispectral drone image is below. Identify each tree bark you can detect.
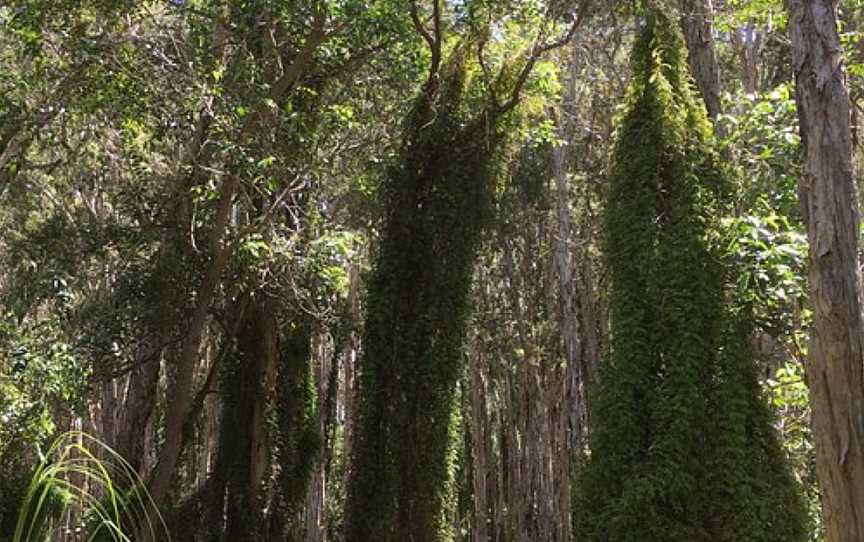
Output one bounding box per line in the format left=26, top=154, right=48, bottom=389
left=469, top=347, right=489, bottom=542
left=552, top=43, right=584, bottom=458
left=114, top=343, right=162, bottom=473
left=680, top=0, right=724, bottom=126
left=304, top=333, right=333, bottom=542
left=221, top=300, right=278, bottom=542
left=787, top=1, right=864, bottom=539
left=146, top=173, right=239, bottom=511
left=732, top=21, right=763, bottom=95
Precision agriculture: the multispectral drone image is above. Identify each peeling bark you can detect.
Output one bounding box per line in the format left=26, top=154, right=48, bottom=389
left=788, top=0, right=864, bottom=539
left=680, top=0, right=724, bottom=130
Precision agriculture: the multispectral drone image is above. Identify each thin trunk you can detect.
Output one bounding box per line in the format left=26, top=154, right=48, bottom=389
left=267, top=314, right=319, bottom=541
left=575, top=255, right=601, bottom=394
left=732, top=20, right=763, bottom=94
left=552, top=47, right=583, bottom=454
left=220, top=299, right=277, bottom=542
left=115, top=347, right=161, bottom=473
left=788, top=0, right=864, bottom=539
left=147, top=173, right=239, bottom=510
left=470, top=345, right=489, bottom=542
left=342, top=259, right=362, bottom=462
left=304, top=334, right=332, bottom=542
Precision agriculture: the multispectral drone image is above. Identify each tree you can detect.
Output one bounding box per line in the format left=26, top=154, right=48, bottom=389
left=0, top=0, right=834, bottom=539
left=344, top=51, right=497, bottom=542
left=573, top=10, right=808, bottom=541
left=1, top=2, right=418, bottom=538
left=787, top=0, right=864, bottom=539
left=344, top=2, right=587, bottom=539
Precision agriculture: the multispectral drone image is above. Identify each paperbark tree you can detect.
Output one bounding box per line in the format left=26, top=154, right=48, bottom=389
left=679, top=0, right=723, bottom=126
left=787, top=0, right=864, bottom=539
left=145, top=11, right=331, bottom=515
left=343, top=0, right=588, bottom=537
left=344, top=49, right=501, bottom=542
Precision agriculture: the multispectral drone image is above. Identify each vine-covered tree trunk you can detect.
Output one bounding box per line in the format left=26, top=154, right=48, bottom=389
left=303, top=333, right=336, bottom=542
left=345, top=54, right=502, bottom=542
left=573, top=12, right=808, bottom=541
left=146, top=18, right=328, bottom=514
left=206, top=299, right=278, bottom=542
left=267, top=316, right=319, bottom=542
left=198, top=298, right=318, bottom=542
left=788, top=0, right=864, bottom=539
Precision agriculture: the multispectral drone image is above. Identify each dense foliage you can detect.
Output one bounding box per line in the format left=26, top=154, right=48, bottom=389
left=3, top=0, right=863, bottom=540
left=573, top=12, right=808, bottom=541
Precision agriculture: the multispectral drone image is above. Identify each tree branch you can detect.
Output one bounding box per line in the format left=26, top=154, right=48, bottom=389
left=497, top=2, right=592, bottom=114
left=411, top=0, right=443, bottom=87
left=410, top=0, right=435, bottom=51
left=477, top=39, right=501, bottom=109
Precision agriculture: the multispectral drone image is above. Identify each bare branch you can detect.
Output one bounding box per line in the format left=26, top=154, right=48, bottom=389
left=411, top=0, right=443, bottom=87
left=238, top=21, right=329, bottom=141
left=431, top=0, right=442, bottom=72
left=410, top=0, right=435, bottom=51
left=432, top=0, right=441, bottom=56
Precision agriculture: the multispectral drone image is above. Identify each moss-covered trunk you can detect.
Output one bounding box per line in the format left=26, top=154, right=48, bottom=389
left=206, top=300, right=276, bottom=542
left=267, top=313, right=319, bottom=542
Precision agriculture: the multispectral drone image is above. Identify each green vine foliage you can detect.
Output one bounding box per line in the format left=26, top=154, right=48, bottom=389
left=209, top=303, right=271, bottom=542
left=344, top=46, right=507, bottom=542
left=269, top=315, right=320, bottom=542
left=195, top=304, right=319, bottom=542
left=167, top=298, right=318, bottom=542
left=573, top=12, right=809, bottom=541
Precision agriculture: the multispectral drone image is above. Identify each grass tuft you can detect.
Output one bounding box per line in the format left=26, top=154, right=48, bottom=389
left=13, top=431, right=170, bottom=542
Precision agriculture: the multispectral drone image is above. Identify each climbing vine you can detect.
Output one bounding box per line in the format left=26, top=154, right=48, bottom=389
left=573, top=11, right=808, bottom=541
left=344, top=46, right=510, bottom=542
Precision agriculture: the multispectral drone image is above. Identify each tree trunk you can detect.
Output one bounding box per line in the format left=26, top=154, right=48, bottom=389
left=469, top=347, right=489, bottom=542
left=552, top=43, right=584, bottom=458
left=205, top=298, right=278, bottom=542
left=266, top=314, right=319, bottom=541
left=145, top=20, right=327, bottom=514
left=146, top=173, right=239, bottom=512
left=680, top=0, right=724, bottom=128
left=304, top=333, right=334, bottom=542
left=788, top=1, right=864, bottom=539
left=115, top=344, right=161, bottom=473
left=732, top=20, right=763, bottom=95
